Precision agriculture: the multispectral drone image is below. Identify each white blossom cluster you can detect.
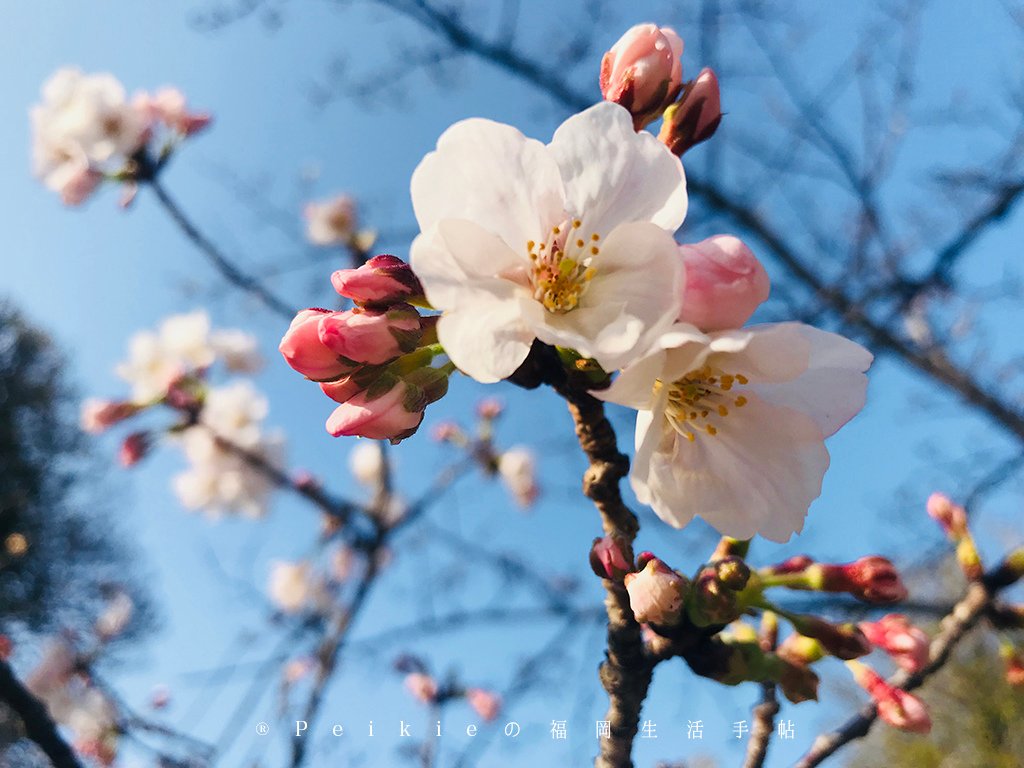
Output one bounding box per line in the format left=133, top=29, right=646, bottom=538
left=173, top=380, right=286, bottom=519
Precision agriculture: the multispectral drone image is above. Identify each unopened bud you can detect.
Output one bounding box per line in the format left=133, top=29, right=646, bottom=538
left=118, top=431, right=151, bottom=467
left=687, top=563, right=744, bottom=627
left=658, top=67, right=722, bottom=156
left=848, top=660, right=931, bottom=733
left=777, top=634, right=826, bottom=666
left=817, top=557, right=908, bottom=604
left=81, top=399, right=141, bottom=434
left=715, top=556, right=751, bottom=590
left=476, top=398, right=504, bottom=420
left=331, top=254, right=424, bottom=307
left=590, top=536, right=632, bottom=581
left=1001, top=645, right=1024, bottom=687
left=600, top=24, right=684, bottom=129
left=624, top=556, right=688, bottom=626
left=776, top=658, right=821, bottom=703
left=926, top=492, right=968, bottom=538
left=859, top=614, right=930, bottom=674
left=787, top=615, right=871, bottom=660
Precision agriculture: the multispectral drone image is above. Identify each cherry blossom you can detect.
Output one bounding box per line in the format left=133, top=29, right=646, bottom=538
left=410, top=101, right=687, bottom=382
left=600, top=322, right=871, bottom=542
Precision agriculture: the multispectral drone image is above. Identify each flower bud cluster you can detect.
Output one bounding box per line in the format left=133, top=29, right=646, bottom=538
left=599, top=25, right=722, bottom=154
left=280, top=255, right=452, bottom=443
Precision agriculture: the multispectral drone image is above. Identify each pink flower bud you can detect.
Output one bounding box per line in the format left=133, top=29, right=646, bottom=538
left=589, top=536, right=632, bottom=581
left=432, top=421, right=462, bottom=442
left=821, top=557, right=908, bottom=604
left=404, top=672, right=437, bottom=704
left=1004, top=649, right=1024, bottom=687
left=318, top=305, right=422, bottom=365
left=465, top=688, right=501, bottom=721
left=851, top=663, right=932, bottom=734
left=677, top=236, right=770, bottom=331
left=600, top=24, right=684, bottom=129
left=149, top=685, right=171, bottom=710
left=624, top=556, right=687, bottom=626
left=658, top=67, right=722, bottom=156
left=118, top=432, right=150, bottom=467
left=137, top=88, right=212, bottom=136
left=859, top=614, right=930, bottom=673
left=325, top=378, right=425, bottom=442
left=305, top=196, right=357, bottom=246
left=81, top=399, right=141, bottom=434
left=330, top=254, right=424, bottom=306
left=926, top=492, right=968, bottom=538
left=476, top=398, right=504, bottom=420
left=279, top=309, right=354, bottom=381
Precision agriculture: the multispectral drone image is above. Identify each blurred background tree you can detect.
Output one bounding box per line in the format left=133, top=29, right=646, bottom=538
left=0, top=300, right=150, bottom=642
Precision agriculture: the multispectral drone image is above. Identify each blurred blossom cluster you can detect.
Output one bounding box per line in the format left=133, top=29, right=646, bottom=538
left=82, top=310, right=284, bottom=518
left=31, top=68, right=209, bottom=206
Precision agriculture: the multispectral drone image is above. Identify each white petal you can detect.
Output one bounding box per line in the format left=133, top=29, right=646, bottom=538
left=639, top=393, right=830, bottom=543
left=753, top=324, right=872, bottom=437
left=549, top=102, right=687, bottom=234
left=436, top=298, right=535, bottom=383
left=410, top=118, right=565, bottom=251
left=410, top=219, right=526, bottom=310
left=598, top=348, right=667, bottom=409
left=708, top=324, right=812, bottom=383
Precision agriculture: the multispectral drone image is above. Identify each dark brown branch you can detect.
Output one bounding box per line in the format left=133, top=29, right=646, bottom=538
left=556, top=382, right=651, bottom=768
left=743, top=615, right=780, bottom=768
left=795, top=549, right=1024, bottom=767
left=0, top=659, right=84, bottom=768
left=147, top=177, right=298, bottom=321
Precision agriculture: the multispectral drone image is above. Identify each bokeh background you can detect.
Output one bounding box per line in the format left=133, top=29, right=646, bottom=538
left=3, top=1, right=1024, bottom=766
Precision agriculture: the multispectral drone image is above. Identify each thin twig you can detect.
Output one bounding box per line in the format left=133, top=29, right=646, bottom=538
left=147, top=177, right=298, bottom=320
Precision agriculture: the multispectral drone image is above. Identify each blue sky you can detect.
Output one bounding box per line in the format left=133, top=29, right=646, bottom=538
left=3, top=1, right=1024, bottom=766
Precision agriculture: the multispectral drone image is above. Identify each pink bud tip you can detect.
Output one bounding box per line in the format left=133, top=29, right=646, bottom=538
left=589, top=536, right=632, bottom=581
left=331, top=254, right=423, bottom=306
left=677, top=236, right=770, bottom=331
left=403, top=673, right=437, bottom=704
left=326, top=381, right=425, bottom=442
left=624, top=556, right=687, bottom=626
left=926, top=492, right=968, bottom=537
left=600, top=24, right=684, bottom=129
left=859, top=614, right=930, bottom=673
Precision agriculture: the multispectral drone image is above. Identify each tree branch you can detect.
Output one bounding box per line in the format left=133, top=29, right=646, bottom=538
left=147, top=177, right=298, bottom=321
left=0, top=659, right=84, bottom=768
left=556, top=381, right=651, bottom=768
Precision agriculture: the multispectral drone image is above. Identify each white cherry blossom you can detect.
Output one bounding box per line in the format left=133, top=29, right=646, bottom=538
left=600, top=322, right=872, bottom=542
left=410, top=102, right=687, bottom=382
left=31, top=68, right=147, bottom=187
